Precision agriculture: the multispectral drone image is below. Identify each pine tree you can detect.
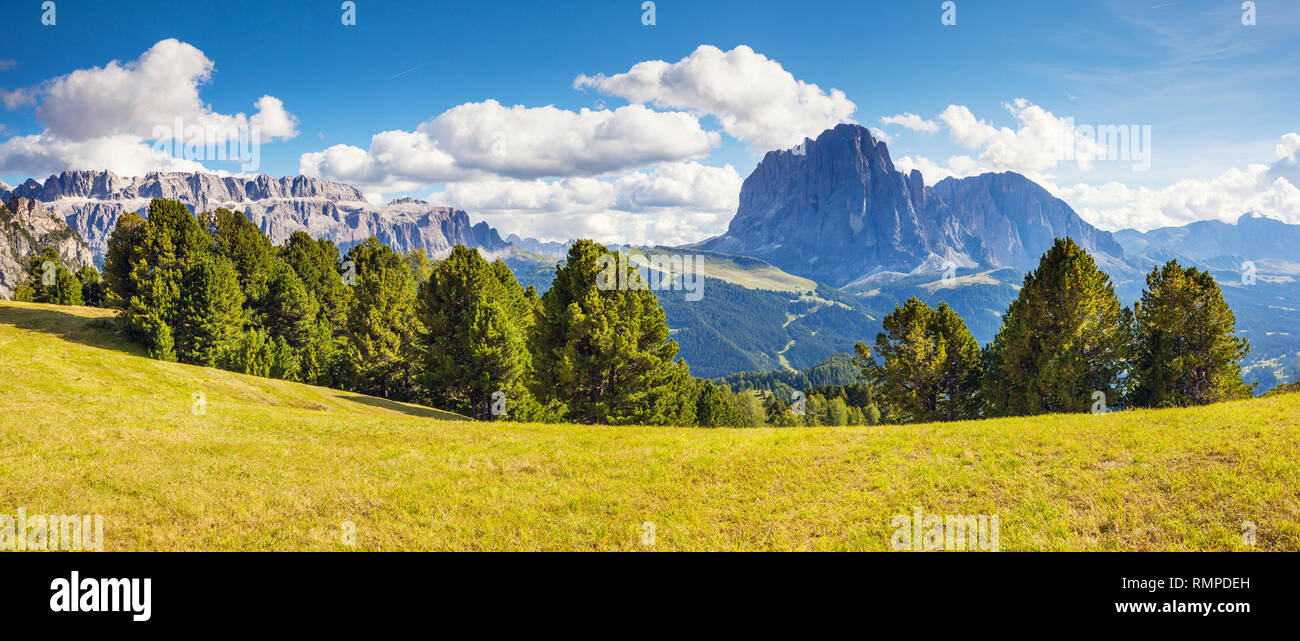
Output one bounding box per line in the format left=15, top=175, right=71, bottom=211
left=1129, top=260, right=1251, bottom=406
left=415, top=245, right=534, bottom=420
left=858, top=298, right=982, bottom=423
left=279, top=231, right=349, bottom=329
left=202, top=208, right=276, bottom=306
left=732, top=389, right=766, bottom=427
left=694, top=380, right=746, bottom=427
left=219, top=327, right=298, bottom=379
left=260, top=261, right=318, bottom=349
left=16, top=247, right=82, bottom=305
left=104, top=199, right=211, bottom=358
left=76, top=266, right=105, bottom=307
left=983, top=237, right=1130, bottom=416
left=173, top=253, right=245, bottom=367
left=403, top=249, right=434, bottom=285
left=102, top=212, right=145, bottom=309
left=339, top=237, right=418, bottom=400
left=529, top=240, right=689, bottom=425
left=763, top=394, right=795, bottom=426
left=827, top=397, right=849, bottom=426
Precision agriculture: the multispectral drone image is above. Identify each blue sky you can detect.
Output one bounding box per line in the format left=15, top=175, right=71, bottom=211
left=3, top=0, right=1299, bottom=243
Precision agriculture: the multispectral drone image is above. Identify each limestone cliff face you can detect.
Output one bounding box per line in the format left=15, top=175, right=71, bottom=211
left=698, top=124, right=1124, bottom=286
left=0, top=197, right=95, bottom=299
left=8, top=171, right=509, bottom=260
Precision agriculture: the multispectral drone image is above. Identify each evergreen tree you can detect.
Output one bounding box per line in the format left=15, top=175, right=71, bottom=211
left=173, top=253, right=245, bottom=367
left=804, top=393, right=829, bottom=426
left=763, top=394, right=795, bottom=427
left=827, top=397, right=849, bottom=426
left=16, top=247, right=81, bottom=305
left=105, top=199, right=211, bottom=359
left=1129, top=260, right=1251, bottom=406
left=415, top=245, right=534, bottom=420
left=403, top=249, right=434, bottom=285
left=732, top=389, right=766, bottom=427
left=76, top=266, right=105, bottom=307
left=529, top=240, right=689, bottom=425
left=102, top=212, right=145, bottom=309
left=219, top=327, right=299, bottom=380
left=983, top=237, right=1130, bottom=416
left=279, top=231, right=349, bottom=329
left=202, top=208, right=276, bottom=306
left=857, top=298, right=982, bottom=423
left=339, top=237, right=418, bottom=400
left=260, top=261, right=318, bottom=349
left=694, top=380, right=745, bottom=427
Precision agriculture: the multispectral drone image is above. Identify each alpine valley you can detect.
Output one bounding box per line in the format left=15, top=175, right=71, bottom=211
left=3, top=125, right=1297, bottom=391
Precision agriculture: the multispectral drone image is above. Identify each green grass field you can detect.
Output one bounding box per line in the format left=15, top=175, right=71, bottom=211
left=1, top=301, right=1297, bottom=551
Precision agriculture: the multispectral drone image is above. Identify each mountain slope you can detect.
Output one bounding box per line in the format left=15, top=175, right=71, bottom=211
left=2, top=301, right=1296, bottom=550
left=501, top=245, right=873, bottom=378
left=10, top=170, right=510, bottom=261
left=0, top=197, right=95, bottom=299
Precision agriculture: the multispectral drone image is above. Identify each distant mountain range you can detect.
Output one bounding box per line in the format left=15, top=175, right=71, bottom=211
left=2, top=126, right=1297, bottom=390
left=0, top=171, right=508, bottom=261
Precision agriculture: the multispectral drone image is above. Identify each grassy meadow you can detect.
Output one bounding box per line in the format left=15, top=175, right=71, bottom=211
left=1, top=301, right=1297, bottom=551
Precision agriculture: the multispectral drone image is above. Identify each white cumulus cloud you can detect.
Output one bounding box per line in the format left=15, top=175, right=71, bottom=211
left=879, top=112, right=940, bottom=134
left=299, top=101, right=719, bottom=193
left=1052, top=134, right=1300, bottom=231
left=428, top=161, right=742, bottom=246
left=0, top=39, right=298, bottom=177
left=574, top=44, right=856, bottom=152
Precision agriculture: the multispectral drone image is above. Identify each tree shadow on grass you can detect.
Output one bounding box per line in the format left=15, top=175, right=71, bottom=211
left=0, top=303, right=143, bottom=355
left=333, top=392, right=471, bottom=421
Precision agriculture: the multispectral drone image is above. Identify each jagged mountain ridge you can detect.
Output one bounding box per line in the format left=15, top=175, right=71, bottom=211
left=695, top=123, right=1126, bottom=287
left=0, top=197, right=95, bottom=299
left=1114, top=213, right=1300, bottom=267
left=7, top=170, right=510, bottom=261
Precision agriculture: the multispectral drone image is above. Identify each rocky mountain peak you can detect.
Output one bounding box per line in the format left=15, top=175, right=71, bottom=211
left=697, top=124, right=1124, bottom=287
left=1, top=197, right=95, bottom=299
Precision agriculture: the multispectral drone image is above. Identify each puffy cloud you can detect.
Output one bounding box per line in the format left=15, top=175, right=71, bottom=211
left=574, top=45, right=856, bottom=151
left=883, top=98, right=1300, bottom=231
left=0, top=39, right=297, bottom=177
left=300, top=130, right=456, bottom=194
left=0, top=133, right=207, bottom=177
left=428, top=161, right=742, bottom=246
left=423, top=101, right=717, bottom=179
left=30, top=39, right=295, bottom=144
left=937, top=100, right=1108, bottom=174
left=1051, top=135, right=1300, bottom=231
left=879, top=112, right=940, bottom=134
left=0, top=88, right=32, bottom=109
left=299, top=101, right=718, bottom=192
left=248, top=95, right=299, bottom=140
left=891, top=99, right=1122, bottom=184
left=1276, top=133, right=1300, bottom=160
